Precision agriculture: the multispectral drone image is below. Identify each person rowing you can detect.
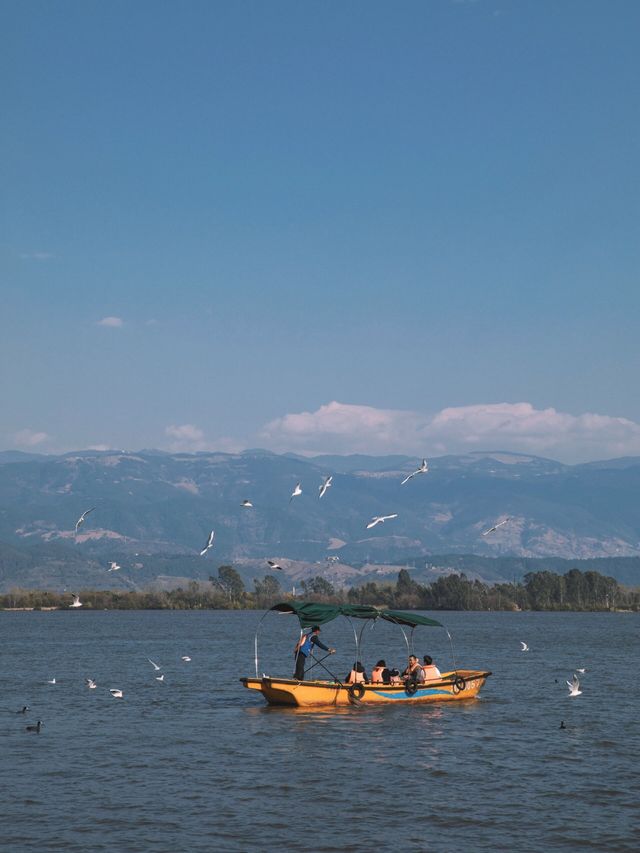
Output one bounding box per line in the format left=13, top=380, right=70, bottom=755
left=293, top=625, right=335, bottom=681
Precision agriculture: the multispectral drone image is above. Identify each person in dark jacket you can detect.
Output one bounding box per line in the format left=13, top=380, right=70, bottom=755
left=293, top=625, right=335, bottom=680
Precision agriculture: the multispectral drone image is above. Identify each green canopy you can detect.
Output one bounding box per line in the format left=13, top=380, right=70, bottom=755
left=269, top=601, right=442, bottom=629
left=380, top=610, right=443, bottom=628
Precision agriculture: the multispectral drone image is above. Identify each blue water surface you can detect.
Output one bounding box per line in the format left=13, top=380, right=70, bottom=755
left=0, top=610, right=638, bottom=852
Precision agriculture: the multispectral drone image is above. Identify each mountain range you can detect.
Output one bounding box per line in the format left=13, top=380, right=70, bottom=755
left=1, top=448, right=640, bottom=591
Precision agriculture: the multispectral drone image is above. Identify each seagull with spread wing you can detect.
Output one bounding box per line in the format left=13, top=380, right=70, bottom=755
left=267, top=560, right=284, bottom=571
left=482, top=517, right=510, bottom=536
left=400, top=459, right=429, bottom=485
left=366, top=514, right=398, bottom=530
left=199, top=530, right=215, bottom=556
left=290, top=482, right=302, bottom=503
left=75, top=507, right=95, bottom=534
left=318, top=475, right=333, bottom=499
left=567, top=674, right=582, bottom=697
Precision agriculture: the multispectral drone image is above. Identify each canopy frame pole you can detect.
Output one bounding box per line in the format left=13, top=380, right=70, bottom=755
left=356, top=619, right=371, bottom=665
left=346, top=617, right=359, bottom=665
left=254, top=609, right=298, bottom=678
left=254, top=608, right=276, bottom=679
left=292, top=627, right=304, bottom=679
left=254, top=631, right=259, bottom=679
left=410, top=626, right=416, bottom=655
left=398, top=625, right=410, bottom=656
left=446, top=628, right=459, bottom=675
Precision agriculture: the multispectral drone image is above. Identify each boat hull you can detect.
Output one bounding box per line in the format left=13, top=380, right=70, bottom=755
left=241, top=670, right=491, bottom=707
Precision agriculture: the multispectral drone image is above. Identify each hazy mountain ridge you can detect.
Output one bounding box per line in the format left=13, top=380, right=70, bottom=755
left=1, top=448, right=640, bottom=590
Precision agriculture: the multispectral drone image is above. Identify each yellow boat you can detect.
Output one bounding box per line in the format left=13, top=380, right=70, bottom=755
left=241, top=601, right=491, bottom=707
left=242, top=670, right=491, bottom=707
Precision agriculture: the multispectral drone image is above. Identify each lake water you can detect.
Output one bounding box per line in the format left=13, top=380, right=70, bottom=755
left=0, top=609, right=638, bottom=851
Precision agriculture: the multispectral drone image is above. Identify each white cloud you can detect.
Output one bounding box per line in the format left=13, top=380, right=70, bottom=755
left=12, top=428, right=50, bottom=447
left=19, top=251, right=54, bottom=261
left=165, top=424, right=208, bottom=452
left=259, top=401, right=640, bottom=463
left=97, top=316, right=124, bottom=328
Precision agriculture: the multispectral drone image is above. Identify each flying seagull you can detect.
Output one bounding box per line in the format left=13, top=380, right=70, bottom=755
left=86, top=678, right=97, bottom=689
left=576, top=667, right=587, bottom=674
left=366, top=514, right=398, bottom=530
left=75, top=507, right=95, bottom=534
left=181, top=656, right=191, bottom=662
left=109, top=689, right=124, bottom=699
left=400, top=459, right=429, bottom=485
left=107, top=562, right=121, bottom=572
left=241, top=500, right=253, bottom=508
left=318, top=476, right=333, bottom=499
left=147, top=658, right=161, bottom=671
left=267, top=560, right=283, bottom=571
left=155, top=674, right=165, bottom=682
left=69, top=593, right=83, bottom=608
left=199, top=530, right=215, bottom=556
left=567, top=674, right=582, bottom=697
left=520, top=642, right=529, bottom=652
left=47, top=678, right=56, bottom=685
left=482, top=517, right=510, bottom=536
left=290, top=482, right=302, bottom=503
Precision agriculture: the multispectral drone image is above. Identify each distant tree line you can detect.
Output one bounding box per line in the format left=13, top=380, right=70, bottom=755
left=345, top=568, right=638, bottom=612
left=0, top=565, right=638, bottom=612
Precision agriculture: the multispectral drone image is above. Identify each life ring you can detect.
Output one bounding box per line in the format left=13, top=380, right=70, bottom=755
left=405, top=680, right=418, bottom=696
left=348, top=683, right=365, bottom=700
left=453, top=675, right=466, bottom=694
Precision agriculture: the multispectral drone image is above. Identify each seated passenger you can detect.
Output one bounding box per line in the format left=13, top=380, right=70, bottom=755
left=402, top=654, right=424, bottom=684
left=388, top=668, right=402, bottom=685
left=345, top=661, right=368, bottom=684
left=370, top=659, right=391, bottom=684
left=422, top=655, right=441, bottom=681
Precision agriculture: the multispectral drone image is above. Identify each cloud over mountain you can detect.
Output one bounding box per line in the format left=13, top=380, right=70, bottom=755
left=12, top=428, right=50, bottom=447
left=260, top=401, right=640, bottom=463
left=165, top=424, right=208, bottom=452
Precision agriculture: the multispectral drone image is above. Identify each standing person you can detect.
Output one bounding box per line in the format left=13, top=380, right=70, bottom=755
left=293, top=625, right=335, bottom=680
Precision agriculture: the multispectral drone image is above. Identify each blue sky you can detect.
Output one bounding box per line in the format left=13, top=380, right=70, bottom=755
left=2, top=0, right=640, bottom=462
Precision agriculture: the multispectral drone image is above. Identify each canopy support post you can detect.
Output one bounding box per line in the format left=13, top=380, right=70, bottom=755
left=398, top=625, right=410, bottom=655
left=446, top=628, right=459, bottom=675
left=346, top=617, right=359, bottom=664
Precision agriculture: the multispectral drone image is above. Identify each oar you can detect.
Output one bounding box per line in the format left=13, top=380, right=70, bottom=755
left=304, top=652, right=331, bottom=677
left=308, top=653, right=364, bottom=708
